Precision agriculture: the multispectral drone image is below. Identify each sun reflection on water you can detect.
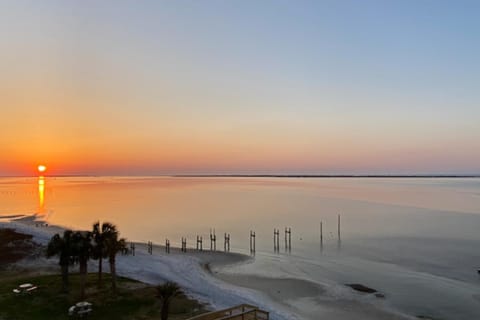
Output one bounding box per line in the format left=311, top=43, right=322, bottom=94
left=38, top=176, right=45, bottom=214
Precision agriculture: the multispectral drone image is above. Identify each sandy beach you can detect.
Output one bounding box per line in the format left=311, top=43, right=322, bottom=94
left=0, top=216, right=418, bottom=320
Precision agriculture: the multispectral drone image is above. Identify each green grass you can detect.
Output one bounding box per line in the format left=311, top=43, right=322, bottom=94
left=0, top=272, right=205, bottom=320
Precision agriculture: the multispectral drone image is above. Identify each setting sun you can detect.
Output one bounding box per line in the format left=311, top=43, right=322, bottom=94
left=37, top=165, right=47, bottom=173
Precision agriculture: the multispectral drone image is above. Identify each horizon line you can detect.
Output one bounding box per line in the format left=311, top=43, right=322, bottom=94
left=1, top=174, right=480, bottom=178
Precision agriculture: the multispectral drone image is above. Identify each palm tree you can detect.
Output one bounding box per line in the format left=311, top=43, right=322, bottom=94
left=92, top=221, right=116, bottom=287
left=104, top=225, right=126, bottom=292
left=156, top=282, right=181, bottom=320
left=46, top=230, right=75, bottom=293
left=71, top=231, right=93, bottom=299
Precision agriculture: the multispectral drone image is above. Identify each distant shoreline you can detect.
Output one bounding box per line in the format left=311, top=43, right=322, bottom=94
left=173, top=174, right=480, bottom=178
left=1, top=174, right=480, bottom=178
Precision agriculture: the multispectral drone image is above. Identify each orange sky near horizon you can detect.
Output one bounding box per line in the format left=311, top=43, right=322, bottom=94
left=2, top=65, right=479, bottom=176
left=3, top=114, right=478, bottom=176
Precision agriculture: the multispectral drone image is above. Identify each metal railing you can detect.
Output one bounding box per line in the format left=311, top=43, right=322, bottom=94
left=188, top=304, right=269, bottom=320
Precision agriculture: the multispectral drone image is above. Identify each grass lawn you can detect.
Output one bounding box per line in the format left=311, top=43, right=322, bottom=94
left=0, top=271, right=205, bottom=319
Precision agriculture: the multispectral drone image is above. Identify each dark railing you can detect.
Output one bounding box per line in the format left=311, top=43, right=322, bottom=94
left=188, top=304, right=269, bottom=320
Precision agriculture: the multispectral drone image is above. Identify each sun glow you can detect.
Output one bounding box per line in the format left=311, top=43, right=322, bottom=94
left=38, top=165, right=47, bottom=173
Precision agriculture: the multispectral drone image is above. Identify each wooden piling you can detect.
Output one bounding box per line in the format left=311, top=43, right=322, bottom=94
left=320, top=221, right=324, bottom=252
left=274, top=229, right=276, bottom=251
left=274, top=228, right=280, bottom=252
left=288, top=227, right=291, bottom=250
left=147, top=241, right=153, bottom=254
left=210, top=229, right=216, bottom=251
left=181, top=237, right=187, bottom=253
left=224, top=233, right=230, bottom=252
left=320, top=221, right=323, bottom=244
left=337, top=214, right=342, bottom=251
left=196, top=235, right=203, bottom=251
left=250, top=231, right=256, bottom=254
left=284, top=227, right=291, bottom=251
left=338, top=214, right=341, bottom=240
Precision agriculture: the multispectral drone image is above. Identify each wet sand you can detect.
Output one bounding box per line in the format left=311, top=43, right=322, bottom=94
left=213, top=264, right=414, bottom=320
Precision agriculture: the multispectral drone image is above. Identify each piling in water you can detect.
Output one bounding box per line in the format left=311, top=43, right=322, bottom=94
left=250, top=230, right=256, bottom=254
left=224, top=233, right=230, bottom=252
left=210, top=229, right=216, bottom=251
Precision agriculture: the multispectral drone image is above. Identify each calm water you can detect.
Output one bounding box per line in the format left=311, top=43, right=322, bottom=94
left=1, top=176, right=480, bottom=319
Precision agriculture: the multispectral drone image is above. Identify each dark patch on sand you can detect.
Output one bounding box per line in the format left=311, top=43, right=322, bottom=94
left=346, top=284, right=387, bottom=299
left=346, top=283, right=377, bottom=293
left=416, top=315, right=445, bottom=320
left=0, top=228, right=41, bottom=267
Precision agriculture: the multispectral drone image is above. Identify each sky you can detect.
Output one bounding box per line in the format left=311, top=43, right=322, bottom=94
left=1, top=0, right=479, bottom=176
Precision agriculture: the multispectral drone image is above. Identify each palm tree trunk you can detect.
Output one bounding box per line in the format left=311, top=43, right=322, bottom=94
left=161, top=300, right=169, bottom=320
left=80, top=261, right=87, bottom=299
left=61, top=264, right=69, bottom=293
left=98, top=257, right=103, bottom=287
left=110, top=256, right=117, bottom=292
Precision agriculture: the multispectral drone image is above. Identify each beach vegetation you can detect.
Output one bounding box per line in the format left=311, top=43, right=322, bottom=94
left=156, top=281, right=182, bottom=320
left=46, top=230, right=75, bottom=293
left=71, top=231, right=93, bottom=299
left=92, top=221, right=116, bottom=288
left=102, top=223, right=126, bottom=293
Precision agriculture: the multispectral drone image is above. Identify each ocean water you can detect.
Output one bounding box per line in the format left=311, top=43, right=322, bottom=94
left=1, top=176, right=480, bottom=319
